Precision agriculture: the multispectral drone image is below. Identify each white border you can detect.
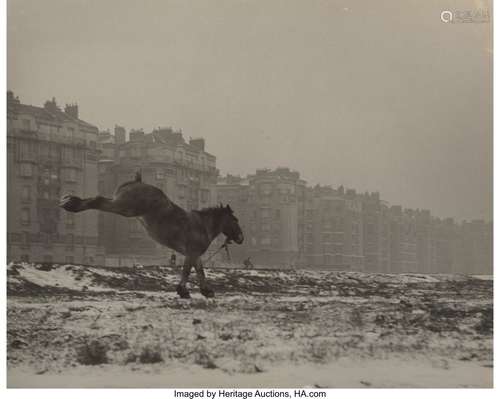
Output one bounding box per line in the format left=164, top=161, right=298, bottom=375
left=0, top=0, right=497, bottom=397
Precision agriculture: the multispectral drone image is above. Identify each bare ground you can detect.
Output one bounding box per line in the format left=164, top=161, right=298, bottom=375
left=7, top=263, right=493, bottom=388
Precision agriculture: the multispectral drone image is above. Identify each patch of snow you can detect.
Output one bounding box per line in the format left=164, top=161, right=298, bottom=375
left=7, top=358, right=493, bottom=388
left=397, top=274, right=440, bottom=283
left=471, top=275, right=493, bottom=281
left=17, top=265, right=113, bottom=292
left=86, top=267, right=123, bottom=278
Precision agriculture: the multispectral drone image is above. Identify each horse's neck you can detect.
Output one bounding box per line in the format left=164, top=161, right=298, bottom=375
left=199, top=211, right=223, bottom=243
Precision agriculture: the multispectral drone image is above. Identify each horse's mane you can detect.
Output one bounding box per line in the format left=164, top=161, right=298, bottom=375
left=194, top=204, right=230, bottom=217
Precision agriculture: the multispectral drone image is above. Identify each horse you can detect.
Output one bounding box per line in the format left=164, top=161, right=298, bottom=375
left=59, top=171, right=244, bottom=298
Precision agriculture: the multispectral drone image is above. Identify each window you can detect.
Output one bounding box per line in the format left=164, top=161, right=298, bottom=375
left=22, top=119, right=31, bottom=130
left=43, top=255, right=53, bottom=263
left=73, top=149, right=83, bottom=163
left=156, top=170, right=165, bottom=180
left=65, top=256, right=74, bottom=264
left=66, top=213, right=75, bottom=228
left=19, top=141, right=36, bottom=160
left=260, top=237, right=271, bottom=245
left=131, top=147, right=141, bottom=158
left=21, top=208, right=30, bottom=225
left=39, top=144, right=49, bottom=159
left=261, top=208, right=271, bottom=218
left=21, top=186, right=31, bottom=201
left=201, top=189, right=210, bottom=203
left=260, top=184, right=272, bottom=196
left=19, top=163, right=33, bottom=177
left=62, top=147, right=73, bottom=163
left=63, top=168, right=77, bottom=182
left=20, top=254, right=29, bottom=262
left=367, top=223, right=374, bottom=234
left=49, top=144, right=59, bottom=161
left=130, top=219, right=142, bottom=233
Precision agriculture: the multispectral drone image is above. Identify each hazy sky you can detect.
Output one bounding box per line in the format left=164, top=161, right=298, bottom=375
left=7, top=0, right=492, bottom=221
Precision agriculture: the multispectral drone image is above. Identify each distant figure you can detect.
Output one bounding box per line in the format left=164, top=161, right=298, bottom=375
left=59, top=170, right=244, bottom=299
left=170, top=253, right=177, bottom=267
left=243, top=257, right=254, bottom=269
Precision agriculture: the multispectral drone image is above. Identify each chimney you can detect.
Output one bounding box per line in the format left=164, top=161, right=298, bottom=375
left=44, top=97, right=60, bottom=113
left=64, top=103, right=79, bottom=119
left=189, top=137, right=205, bottom=151
left=7, top=90, right=20, bottom=106
left=114, top=125, right=126, bottom=144
left=129, top=129, right=145, bottom=142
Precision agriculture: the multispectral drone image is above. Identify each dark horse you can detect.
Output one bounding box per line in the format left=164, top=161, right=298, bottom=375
left=59, top=172, right=243, bottom=298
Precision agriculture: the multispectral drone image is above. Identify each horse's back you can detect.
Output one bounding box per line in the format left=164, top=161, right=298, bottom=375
left=113, top=179, right=172, bottom=215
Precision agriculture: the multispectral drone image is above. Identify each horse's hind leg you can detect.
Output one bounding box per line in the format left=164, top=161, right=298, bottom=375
left=195, top=260, right=215, bottom=298
left=176, top=256, right=195, bottom=299
left=59, top=195, right=139, bottom=217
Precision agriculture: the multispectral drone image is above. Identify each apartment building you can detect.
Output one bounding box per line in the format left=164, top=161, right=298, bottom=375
left=6, top=91, right=104, bottom=264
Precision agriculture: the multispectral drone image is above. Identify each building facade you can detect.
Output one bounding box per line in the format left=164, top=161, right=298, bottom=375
left=216, top=168, right=492, bottom=274
left=303, top=185, right=364, bottom=270
left=455, top=220, right=493, bottom=275
left=7, top=91, right=104, bottom=264
left=216, top=168, right=307, bottom=266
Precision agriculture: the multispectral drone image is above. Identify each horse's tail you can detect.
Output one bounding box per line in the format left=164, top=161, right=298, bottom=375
left=135, top=170, right=142, bottom=182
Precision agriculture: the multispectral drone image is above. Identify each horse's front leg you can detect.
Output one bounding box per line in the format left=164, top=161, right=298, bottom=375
left=194, top=259, right=215, bottom=298
left=176, top=256, right=195, bottom=299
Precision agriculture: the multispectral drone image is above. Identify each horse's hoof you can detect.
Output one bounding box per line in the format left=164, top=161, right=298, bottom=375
left=176, top=285, right=191, bottom=299
left=201, top=287, right=215, bottom=298
left=59, top=195, right=82, bottom=212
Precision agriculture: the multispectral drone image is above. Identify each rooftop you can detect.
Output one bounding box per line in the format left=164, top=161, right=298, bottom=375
left=7, top=91, right=97, bottom=131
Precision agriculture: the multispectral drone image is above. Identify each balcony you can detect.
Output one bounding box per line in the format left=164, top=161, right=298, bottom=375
left=12, top=128, right=37, bottom=139
left=38, top=153, right=61, bottom=164
left=12, top=128, right=89, bottom=148
left=176, top=177, right=188, bottom=186
left=17, top=151, right=37, bottom=163
left=61, top=157, right=83, bottom=169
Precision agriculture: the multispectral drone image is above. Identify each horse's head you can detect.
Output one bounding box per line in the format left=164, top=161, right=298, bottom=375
left=220, top=204, right=244, bottom=244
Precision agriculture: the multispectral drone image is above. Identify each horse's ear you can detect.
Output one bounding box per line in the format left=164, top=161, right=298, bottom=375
left=226, top=204, right=233, bottom=213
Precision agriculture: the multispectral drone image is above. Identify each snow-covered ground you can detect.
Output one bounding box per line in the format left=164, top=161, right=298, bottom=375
left=7, top=263, right=493, bottom=388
